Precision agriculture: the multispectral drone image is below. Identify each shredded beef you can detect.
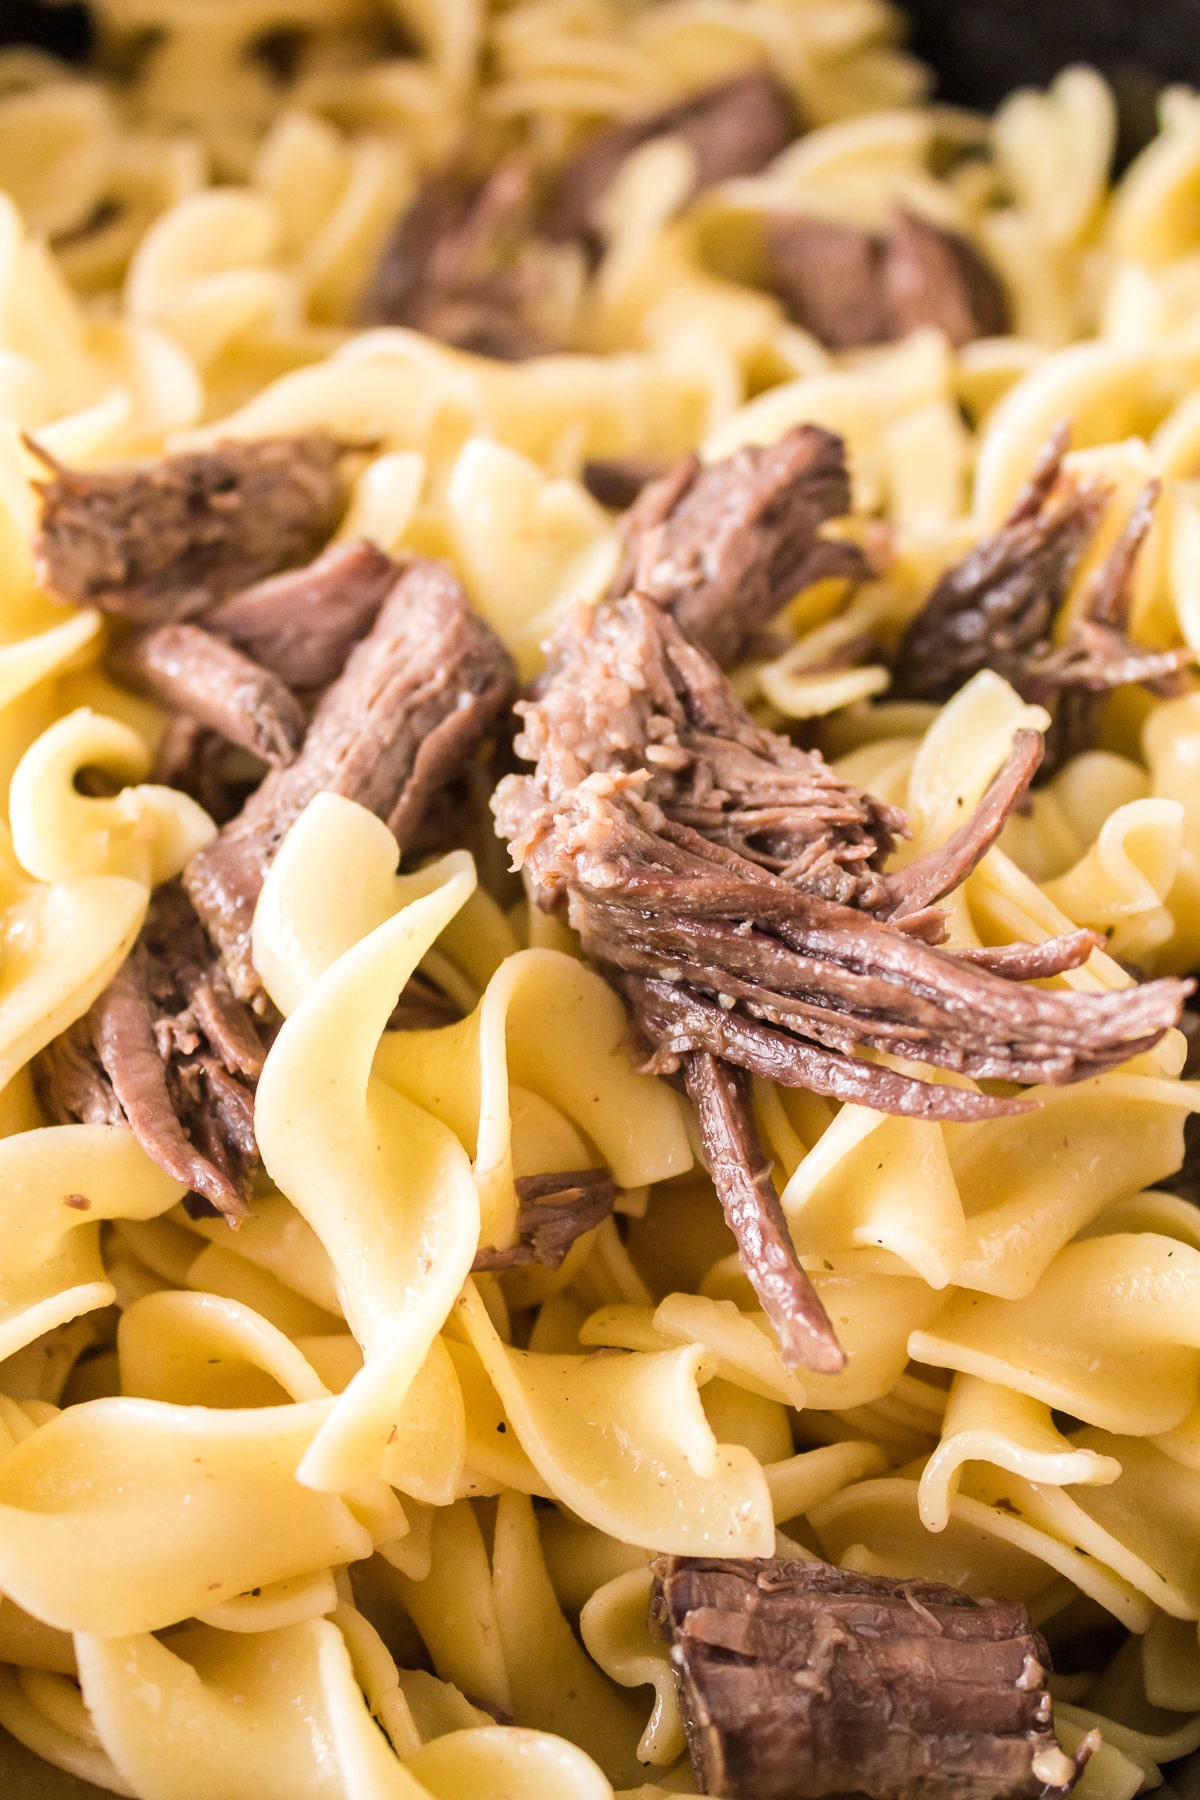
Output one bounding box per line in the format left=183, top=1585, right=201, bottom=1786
left=493, top=485, right=1188, bottom=1367
left=609, top=425, right=865, bottom=667
left=649, top=1556, right=1096, bottom=1800
left=582, top=455, right=672, bottom=512
left=185, top=558, right=516, bottom=1005
left=471, top=1168, right=617, bottom=1271
left=151, top=716, right=256, bottom=827
left=31, top=434, right=347, bottom=624
left=361, top=157, right=551, bottom=360
left=766, top=206, right=1009, bottom=350
left=35, top=882, right=268, bottom=1218
left=686, top=1052, right=843, bottom=1372
left=120, top=624, right=307, bottom=769
left=545, top=66, right=796, bottom=245
left=205, top=538, right=400, bottom=692
left=893, top=427, right=1193, bottom=769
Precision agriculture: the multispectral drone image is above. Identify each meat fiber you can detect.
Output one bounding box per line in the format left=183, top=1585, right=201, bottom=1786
left=649, top=1555, right=1097, bottom=1800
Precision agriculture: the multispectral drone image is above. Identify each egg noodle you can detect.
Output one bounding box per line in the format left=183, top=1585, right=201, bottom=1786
left=0, top=4, right=1199, bottom=1797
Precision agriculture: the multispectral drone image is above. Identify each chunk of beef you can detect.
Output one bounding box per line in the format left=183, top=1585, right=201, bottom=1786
left=609, top=425, right=865, bottom=667
left=766, top=206, right=1009, bottom=350
left=582, top=455, right=672, bottom=512
left=493, top=574, right=1188, bottom=1367
left=762, top=216, right=891, bottom=350
left=151, top=716, right=257, bottom=827
left=471, top=1168, right=617, bottom=1271
left=361, top=157, right=550, bottom=360
left=186, top=558, right=516, bottom=1005
left=545, top=66, right=796, bottom=244
left=893, top=428, right=1192, bottom=769
left=205, top=539, right=400, bottom=692
left=31, top=434, right=347, bottom=624
left=120, top=624, right=307, bottom=769
left=34, top=882, right=269, bottom=1218
left=649, top=1556, right=1096, bottom=1800
left=686, top=1052, right=843, bottom=1373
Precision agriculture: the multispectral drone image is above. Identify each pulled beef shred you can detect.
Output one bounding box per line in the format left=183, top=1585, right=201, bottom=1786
left=361, top=157, right=551, bottom=360
left=31, top=434, right=346, bottom=623
left=121, top=624, right=307, bottom=769
left=37, top=556, right=516, bottom=1221
left=893, top=425, right=1193, bottom=768
left=36, top=882, right=266, bottom=1217
left=205, top=537, right=400, bottom=692
left=609, top=425, right=865, bottom=667
left=493, top=429, right=1187, bottom=1367
left=582, top=455, right=672, bottom=512
left=649, top=1556, right=1097, bottom=1800
left=545, top=66, right=797, bottom=245
left=185, top=557, right=517, bottom=1007
left=766, top=206, right=1009, bottom=350
left=471, top=1169, right=617, bottom=1271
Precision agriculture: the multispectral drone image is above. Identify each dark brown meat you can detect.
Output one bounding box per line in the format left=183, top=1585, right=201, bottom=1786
left=34, top=882, right=269, bottom=1219
left=545, top=66, right=797, bottom=244
left=493, top=579, right=1188, bottom=1364
left=31, top=435, right=347, bottom=624
left=582, top=455, right=672, bottom=511
left=762, top=216, right=891, bottom=350
left=766, top=206, right=1009, bottom=350
left=609, top=425, right=865, bottom=667
left=649, top=1556, right=1095, bottom=1800
left=361, top=157, right=550, bottom=360
left=882, top=206, right=1010, bottom=345
left=185, top=558, right=516, bottom=1004
left=893, top=429, right=1192, bottom=769
left=205, top=539, right=400, bottom=692
left=120, top=624, right=307, bottom=769
left=151, top=717, right=257, bottom=827
left=686, top=1052, right=843, bottom=1373
left=471, top=1168, right=617, bottom=1271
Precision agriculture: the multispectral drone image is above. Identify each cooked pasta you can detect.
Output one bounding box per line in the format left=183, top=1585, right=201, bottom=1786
left=0, top=3, right=1199, bottom=1798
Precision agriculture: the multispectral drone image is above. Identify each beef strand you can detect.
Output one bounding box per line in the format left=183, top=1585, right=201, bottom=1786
left=649, top=1555, right=1097, bottom=1800
left=120, top=624, right=307, bottom=769
left=493, top=456, right=1188, bottom=1367
left=893, top=427, right=1192, bottom=767
left=545, top=66, right=796, bottom=245
left=205, top=538, right=400, bottom=692
left=38, top=559, right=515, bottom=1220
left=766, top=206, right=1009, bottom=350
left=361, top=157, right=551, bottom=360
left=36, top=882, right=268, bottom=1219
left=582, top=455, right=672, bottom=512
left=186, top=558, right=517, bottom=1005
left=609, top=424, right=865, bottom=667
left=31, top=434, right=347, bottom=623
left=686, top=1053, right=844, bottom=1373
left=470, top=1168, right=617, bottom=1271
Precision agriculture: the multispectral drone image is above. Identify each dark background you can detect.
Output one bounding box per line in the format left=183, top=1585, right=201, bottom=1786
left=5, top=0, right=1200, bottom=118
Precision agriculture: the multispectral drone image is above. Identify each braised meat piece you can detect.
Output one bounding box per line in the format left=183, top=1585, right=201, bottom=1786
left=893, top=427, right=1192, bottom=769
left=609, top=425, right=865, bottom=667
left=361, top=157, right=550, bottom=361
left=120, top=625, right=307, bottom=769
left=582, top=455, right=672, bottom=512
left=205, top=539, right=400, bottom=693
left=186, top=558, right=516, bottom=1005
left=545, top=66, right=797, bottom=244
left=31, top=434, right=347, bottom=623
left=35, top=882, right=267, bottom=1218
left=766, top=207, right=1009, bottom=350
left=649, top=1556, right=1096, bottom=1800
left=471, top=1168, right=617, bottom=1271
left=493, top=465, right=1188, bottom=1366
